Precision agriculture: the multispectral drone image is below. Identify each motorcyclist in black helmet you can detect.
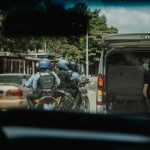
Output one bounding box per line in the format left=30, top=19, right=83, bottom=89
left=67, top=61, right=82, bottom=85
left=56, top=59, right=78, bottom=91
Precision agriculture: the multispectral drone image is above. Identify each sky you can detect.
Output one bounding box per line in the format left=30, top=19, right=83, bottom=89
left=52, top=1, right=150, bottom=33
left=99, top=6, right=150, bottom=33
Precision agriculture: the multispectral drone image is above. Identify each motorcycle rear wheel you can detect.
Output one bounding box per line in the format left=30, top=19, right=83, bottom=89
left=79, top=95, right=90, bottom=113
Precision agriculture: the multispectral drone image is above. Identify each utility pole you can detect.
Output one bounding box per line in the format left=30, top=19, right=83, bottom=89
left=44, top=42, right=47, bottom=54
left=86, top=29, right=89, bottom=77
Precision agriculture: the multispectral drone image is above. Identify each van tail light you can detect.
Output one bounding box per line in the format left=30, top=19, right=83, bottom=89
left=6, top=88, right=23, bottom=97
left=96, top=74, right=104, bottom=105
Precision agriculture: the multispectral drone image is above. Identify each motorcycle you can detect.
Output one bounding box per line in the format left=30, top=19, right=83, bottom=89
left=72, top=79, right=90, bottom=113
left=33, top=79, right=90, bottom=113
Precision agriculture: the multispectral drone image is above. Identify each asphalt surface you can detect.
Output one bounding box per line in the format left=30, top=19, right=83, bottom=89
left=87, top=90, right=96, bottom=113
left=86, top=76, right=97, bottom=113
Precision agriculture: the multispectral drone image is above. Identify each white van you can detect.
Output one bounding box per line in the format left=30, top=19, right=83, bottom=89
left=96, top=33, right=150, bottom=113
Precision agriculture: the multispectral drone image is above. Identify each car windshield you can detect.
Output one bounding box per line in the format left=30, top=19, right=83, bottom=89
left=0, top=0, right=150, bottom=114
left=0, top=75, right=28, bottom=85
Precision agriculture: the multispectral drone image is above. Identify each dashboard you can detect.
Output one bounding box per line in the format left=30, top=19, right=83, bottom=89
left=0, top=110, right=150, bottom=149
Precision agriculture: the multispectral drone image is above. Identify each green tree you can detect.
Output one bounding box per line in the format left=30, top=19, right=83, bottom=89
left=0, top=4, right=118, bottom=75
left=83, top=9, right=118, bottom=74
left=58, top=7, right=118, bottom=74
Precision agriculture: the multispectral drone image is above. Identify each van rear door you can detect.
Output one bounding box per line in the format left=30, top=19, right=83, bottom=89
left=96, top=33, right=150, bottom=114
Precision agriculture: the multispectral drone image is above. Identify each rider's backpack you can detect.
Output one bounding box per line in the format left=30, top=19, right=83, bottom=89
left=38, top=71, right=56, bottom=90
left=57, top=70, right=71, bottom=89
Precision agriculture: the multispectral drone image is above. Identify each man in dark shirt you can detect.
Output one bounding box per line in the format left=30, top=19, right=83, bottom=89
left=143, top=70, right=150, bottom=111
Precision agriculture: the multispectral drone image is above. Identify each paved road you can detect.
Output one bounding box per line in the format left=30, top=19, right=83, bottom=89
left=86, top=76, right=97, bottom=113
left=87, top=90, right=96, bottom=113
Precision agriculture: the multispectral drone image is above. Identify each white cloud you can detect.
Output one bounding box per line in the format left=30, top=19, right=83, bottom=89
left=101, top=7, right=150, bottom=33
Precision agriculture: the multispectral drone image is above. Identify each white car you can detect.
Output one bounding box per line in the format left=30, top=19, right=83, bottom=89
left=0, top=74, right=32, bottom=109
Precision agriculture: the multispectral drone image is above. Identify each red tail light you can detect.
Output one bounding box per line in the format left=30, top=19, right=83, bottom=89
left=6, top=89, right=23, bottom=97
left=98, top=74, right=104, bottom=88
left=96, top=100, right=103, bottom=105
left=96, top=74, right=104, bottom=105
left=98, top=74, right=104, bottom=93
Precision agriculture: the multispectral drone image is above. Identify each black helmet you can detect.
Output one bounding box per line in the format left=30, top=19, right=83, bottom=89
left=68, top=61, right=78, bottom=72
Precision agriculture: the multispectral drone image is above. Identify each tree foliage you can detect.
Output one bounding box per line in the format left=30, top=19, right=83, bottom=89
left=87, top=9, right=118, bottom=64
left=0, top=3, right=118, bottom=74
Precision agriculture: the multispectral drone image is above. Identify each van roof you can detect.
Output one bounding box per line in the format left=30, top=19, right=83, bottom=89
left=101, top=33, right=150, bottom=49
